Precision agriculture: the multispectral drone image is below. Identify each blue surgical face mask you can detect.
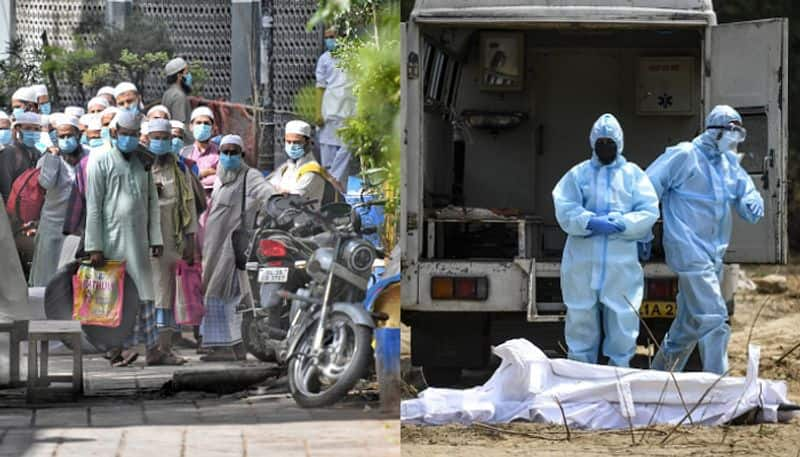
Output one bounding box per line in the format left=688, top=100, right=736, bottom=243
left=59, top=136, right=78, bottom=154
left=89, top=137, right=105, bottom=149
left=324, top=37, right=337, bottom=52
left=21, top=131, right=39, bottom=148
left=193, top=123, right=212, bottom=142
left=0, top=129, right=11, bottom=145
left=116, top=134, right=138, bottom=153
left=80, top=133, right=88, bottom=145
left=12, top=107, right=24, bottom=119
left=101, top=127, right=111, bottom=143
left=148, top=138, right=170, bottom=156
left=285, top=142, right=305, bottom=160
left=39, top=102, right=51, bottom=115
left=219, top=153, right=241, bottom=170
left=183, top=73, right=193, bottom=88
left=123, top=104, right=139, bottom=116
left=171, top=137, right=185, bottom=154
left=49, top=130, right=57, bottom=145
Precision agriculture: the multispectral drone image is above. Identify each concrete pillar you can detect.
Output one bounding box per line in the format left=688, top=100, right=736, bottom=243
left=230, top=0, right=261, bottom=104
left=105, top=0, right=132, bottom=30
left=0, top=0, right=16, bottom=58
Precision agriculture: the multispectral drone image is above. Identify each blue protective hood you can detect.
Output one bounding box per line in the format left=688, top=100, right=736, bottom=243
left=695, top=105, right=744, bottom=158
left=589, top=113, right=625, bottom=167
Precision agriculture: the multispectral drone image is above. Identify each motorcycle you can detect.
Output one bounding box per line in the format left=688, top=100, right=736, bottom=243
left=263, top=201, right=383, bottom=407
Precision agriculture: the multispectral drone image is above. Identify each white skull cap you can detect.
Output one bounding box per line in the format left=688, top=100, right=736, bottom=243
left=190, top=106, right=215, bottom=122
left=220, top=134, right=243, bottom=148
left=147, top=104, right=171, bottom=119
left=12, top=87, right=37, bottom=103
left=87, top=97, right=110, bottom=110
left=64, top=106, right=85, bottom=118
left=113, top=82, right=138, bottom=98
left=12, top=112, right=40, bottom=126
left=165, top=57, right=188, bottom=76
left=148, top=118, right=171, bottom=134
left=285, top=119, right=311, bottom=138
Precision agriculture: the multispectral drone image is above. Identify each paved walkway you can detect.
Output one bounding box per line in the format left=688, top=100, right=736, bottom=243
left=0, top=348, right=400, bottom=456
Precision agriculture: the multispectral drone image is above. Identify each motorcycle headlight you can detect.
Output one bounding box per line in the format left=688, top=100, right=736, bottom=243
left=342, top=239, right=375, bottom=274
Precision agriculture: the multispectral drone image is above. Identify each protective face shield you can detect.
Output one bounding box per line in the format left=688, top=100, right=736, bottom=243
left=39, top=102, right=51, bottom=115
left=594, top=138, right=617, bottom=165
left=171, top=137, right=184, bottom=154
left=193, top=123, right=212, bottom=142
left=58, top=136, right=79, bottom=154
left=148, top=138, right=170, bottom=155
left=324, top=37, right=337, bottom=52
left=21, top=130, right=39, bottom=148
left=285, top=142, right=305, bottom=160
left=219, top=152, right=242, bottom=170
left=0, top=129, right=12, bottom=145
left=116, top=134, right=138, bottom=153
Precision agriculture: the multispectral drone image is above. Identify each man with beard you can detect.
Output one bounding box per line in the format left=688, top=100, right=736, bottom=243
left=162, top=57, right=194, bottom=143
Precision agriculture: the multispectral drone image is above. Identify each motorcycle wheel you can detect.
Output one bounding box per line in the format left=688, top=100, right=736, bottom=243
left=241, top=311, right=276, bottom=363
left=288, top=311, right=372, bottom=408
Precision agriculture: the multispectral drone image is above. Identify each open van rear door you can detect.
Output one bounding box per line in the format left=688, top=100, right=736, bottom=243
left=711, top=19, right=788, bottom=264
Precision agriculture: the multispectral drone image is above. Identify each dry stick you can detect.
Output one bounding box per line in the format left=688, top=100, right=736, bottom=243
left=614, top=368, right=636, bottom=446
left=639, top=375, right=673, bottom=445
left=660, top=369, right=731, bottom=445
left=552, top=396, right=571, bottom=441
left=775, top=341, right=800, bottom=365
left=472, top=422, right=565, bottom=442
left=623, top=296, right=694, bottom=425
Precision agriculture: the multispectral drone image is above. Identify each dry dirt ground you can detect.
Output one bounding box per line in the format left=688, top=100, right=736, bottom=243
left=401, top=265, right=800, bottom=457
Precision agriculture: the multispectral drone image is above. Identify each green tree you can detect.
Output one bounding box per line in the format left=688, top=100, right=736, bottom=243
left=0, top=38, right=43, bottom=107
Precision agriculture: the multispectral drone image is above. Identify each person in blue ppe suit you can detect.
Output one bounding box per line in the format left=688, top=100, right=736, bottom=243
left=553, top=113, right=659, bottom=367
left=646, top=105, right=763, bottom=375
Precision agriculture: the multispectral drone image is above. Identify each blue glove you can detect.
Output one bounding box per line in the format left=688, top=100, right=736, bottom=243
left=638, top=241, right=652, bottom=262
left=587, top=216, right=625, bottom=235
left=746, top=197, right=764, bottom=219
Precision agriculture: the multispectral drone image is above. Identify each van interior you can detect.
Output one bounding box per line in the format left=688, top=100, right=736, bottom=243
left=418, top=26, right=769, bottom=262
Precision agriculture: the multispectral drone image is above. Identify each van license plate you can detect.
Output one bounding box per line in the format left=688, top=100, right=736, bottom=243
left=258, top=267, right=289, bottom=283
left=640, top=301, right=676, bottom=318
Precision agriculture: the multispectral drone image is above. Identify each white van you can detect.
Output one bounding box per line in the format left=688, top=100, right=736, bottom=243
left=400, top=0, right=788, bottom=385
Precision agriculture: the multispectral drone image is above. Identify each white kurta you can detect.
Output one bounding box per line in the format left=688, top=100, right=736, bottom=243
left=84, top=148, right=163, bottom=302
left=29, top=153, right=77, bottom=287
left=268, top=154, right=325, bottom=207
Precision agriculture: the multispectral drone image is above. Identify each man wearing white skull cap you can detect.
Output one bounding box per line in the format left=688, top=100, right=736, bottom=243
left=267, top=119, right=328, bottom=208
left=162, top=57, right=194, bottom=139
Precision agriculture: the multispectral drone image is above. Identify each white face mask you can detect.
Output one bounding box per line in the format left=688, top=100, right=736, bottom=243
left=717, top=130, right=742, bottom=154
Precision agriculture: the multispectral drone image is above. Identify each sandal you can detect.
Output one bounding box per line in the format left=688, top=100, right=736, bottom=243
left=112, top=349, right=139, bottom=367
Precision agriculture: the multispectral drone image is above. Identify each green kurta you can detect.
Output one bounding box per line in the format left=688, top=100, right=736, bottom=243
left=84, top=147, right=163, bottom=302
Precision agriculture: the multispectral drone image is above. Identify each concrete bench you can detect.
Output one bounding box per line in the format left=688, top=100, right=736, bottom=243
left=26, top=320, right=83, bottom=403
left=0, top=320, right=28, bottom=387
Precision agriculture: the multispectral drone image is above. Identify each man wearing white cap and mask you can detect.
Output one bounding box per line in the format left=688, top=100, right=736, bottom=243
left=146, top=118, right=197, bottom=365
left=28, top=114, right=83, bottom=286
left=64, top=106, right=85, bottom=119
left=268, top=119, right=327, bottom=207
left=200, top=134, right=274, bottom=361
left=11, top=87, right=38, bottom=118
left=182, top=106, right=218, bottom=190
left=87, top=96, right=109, bottom=115
left=162, top=57, right=193, bottom=131
left=85, top=110, right=164, bottom=367
left=0, top=111, right=41, bottom=201
left=0, top=111, right=12, bottom=146
left=96, top=86, right=116, bottom=106
left=31, top=84, right=51, bottom=115
left=114, top=82, right=142, bottom=117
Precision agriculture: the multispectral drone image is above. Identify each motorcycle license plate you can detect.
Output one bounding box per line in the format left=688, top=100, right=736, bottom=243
left=640, top=301, right=677, bottom=319
left=258, top=267, right=289, bottom=283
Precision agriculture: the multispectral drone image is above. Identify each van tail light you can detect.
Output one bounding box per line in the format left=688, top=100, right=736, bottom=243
left=259, top=239, right=287, bottom=258
left=431, top=277, right=489, bottom=300
left=646, top=278, right=678, bottom=300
